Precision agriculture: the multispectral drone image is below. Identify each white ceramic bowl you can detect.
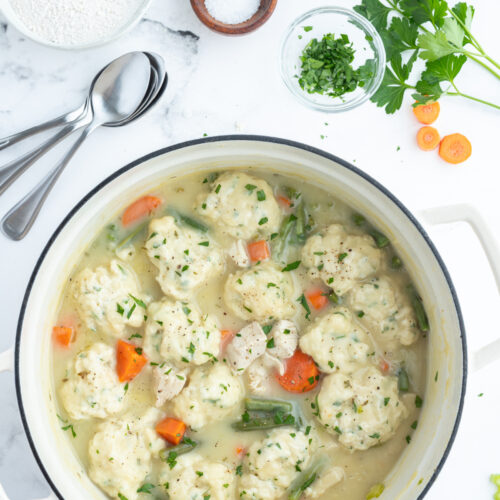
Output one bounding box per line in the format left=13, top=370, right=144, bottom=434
left=0, top=0, right=153, bottom=50
left=1, top=137, right=470, bottom=499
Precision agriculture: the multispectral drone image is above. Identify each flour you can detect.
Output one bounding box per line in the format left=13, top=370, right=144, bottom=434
left=8, top=0, right=145, bottom=46
left=205, top=0, right=260, bottom=25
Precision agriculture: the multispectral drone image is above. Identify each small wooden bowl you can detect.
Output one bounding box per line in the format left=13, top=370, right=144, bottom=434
left=190, top=0, right=278, bottom=35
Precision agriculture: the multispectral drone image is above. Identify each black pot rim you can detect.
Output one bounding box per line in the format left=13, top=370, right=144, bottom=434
left=14, top=134, right=467, bottom=500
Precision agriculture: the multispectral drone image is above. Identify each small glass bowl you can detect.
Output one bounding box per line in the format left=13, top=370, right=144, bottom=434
left=280, top=6, right=386, bottom=113
left=0, top=0, right=153, bottom=50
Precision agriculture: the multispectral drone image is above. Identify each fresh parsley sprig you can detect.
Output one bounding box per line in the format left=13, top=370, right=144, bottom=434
left=353, top=0, right=500, bottom=112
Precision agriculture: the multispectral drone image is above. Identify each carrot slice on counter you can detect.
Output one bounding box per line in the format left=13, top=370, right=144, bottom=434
left=306, top=287, right=329, bottom=311
left=413, top=101, right=440, bottom=124
left=156, top=417, right=186, bottom=445
left=121, top=195, right=162, bottom=226
left=276, top=349, right=320, bottom=393
left=116, top=340, right=147, bottom=382
left=220, top=329, right=236, bottom=352
left=439, top=133, right=472, bottom=164
left=416, top=126, right=440, bottom=151
left=277, top=195, right=292, bottom=208
left=52, top=326, right=74, bottom=347
left=247, top=240, right=270, bottom=263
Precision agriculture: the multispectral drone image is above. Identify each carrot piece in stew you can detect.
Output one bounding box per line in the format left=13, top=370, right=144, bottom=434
left=439, top=133, right=472, bottom=164
left=276, top=349, right=320, bottom=393
left=247, top=240, right=270, bottom=263
left=121, top=195, right=162, bottom=227
left=413, top=101, right=440, bottom=124
left=220, top=329, right=235, bottom=352
left=380, top=359, right=390, bottom=373
left=156, top=417, right=187, bottom=445
left=277, top=195, right=292, bottom=208
left=52, top=326, right=74, bottom=347
left=116, top=340, right=147, bottom=382
left=306, top=287, right=329, bottom=310
left=416, top=126, right=440, bottom=151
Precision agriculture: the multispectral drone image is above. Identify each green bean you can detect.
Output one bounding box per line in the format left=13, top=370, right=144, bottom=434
left=244, top=397, right=293, bottom=413
left=272, top=214, right=297, bottom=257
left=352, top=213, right=366, bottom=226
left=288, top=458, right=327, bottom=500
left=116, top=222, right=148, bottom=248
left=371, top=229, right=390, bottom=248
left=168, top=208, right=208, bottom=233
left=398, top=368, right=409, bottom=392
left=159, top=439, right=198, bottom=461
left=407, top=284, right=429, bottom=332
left=232, top=413, right=295, bottom=432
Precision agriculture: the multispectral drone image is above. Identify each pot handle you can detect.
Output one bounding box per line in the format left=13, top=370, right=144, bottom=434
left=0, top=349, right=57, bottom=500
left=419, top=203, right=500, bottom=372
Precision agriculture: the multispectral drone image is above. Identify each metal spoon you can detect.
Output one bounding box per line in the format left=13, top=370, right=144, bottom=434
left=2, top=52, right=153, bottom=241
left=0, top=52, right=155, bottom=196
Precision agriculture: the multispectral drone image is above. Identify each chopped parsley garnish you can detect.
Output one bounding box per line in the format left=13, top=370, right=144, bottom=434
left=298, top=33, right=370, bottom=98
left=129, top=294, right=147, bottom=309
left=262, top=324, right=273, bottom=334
left=338, top=252, right=348, bottom=262
left=415, top=395, right=423, bottom=408
left=258, top=217, right=268, bottom=225
left=297, top=294, right=311, bottom=320
left=282, top=260, right=301, bottom=272
left=198, top=241, right=209, bottom=246
left=257, top=189, right=266, bottom=201
left=116, top=303, right=124, bottom=316
left=215, top=184, right=221, bottom=194
left=245, top=184, right=257, bottom=192
left=266, top=338, right=275, bottom=348
left=137, top=483, right=155, bottom=494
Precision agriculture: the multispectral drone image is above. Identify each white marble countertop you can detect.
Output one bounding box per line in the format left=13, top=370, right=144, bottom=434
left=0, top=0, right=499, bottom=499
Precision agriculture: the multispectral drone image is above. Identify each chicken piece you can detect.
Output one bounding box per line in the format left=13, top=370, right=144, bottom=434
left=267, top=320, right=298, bottom=359
left=304, top=466, right=344, bottom=498
left=246, top=353, right=284, bottom=395
left=226, top=322, right=267, bottom=374
left=228, top=239, right=250, bottom=268
left=152, top=364, right=187, bottom=407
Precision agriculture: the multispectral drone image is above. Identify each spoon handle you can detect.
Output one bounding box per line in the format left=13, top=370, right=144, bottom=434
left=0, top=104, right=90, bottom=196
left=0, top=103, right=87, bottom=151
left=2, top=123, right=95, bottom=241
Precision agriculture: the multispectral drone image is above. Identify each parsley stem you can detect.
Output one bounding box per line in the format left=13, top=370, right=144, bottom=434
left=464, top=54, right=500, bottom=81
left=446, top=91, right=500, bottom=110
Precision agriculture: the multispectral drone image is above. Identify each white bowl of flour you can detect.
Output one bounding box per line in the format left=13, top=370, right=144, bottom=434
left=0, top=0, right=153, bottom=49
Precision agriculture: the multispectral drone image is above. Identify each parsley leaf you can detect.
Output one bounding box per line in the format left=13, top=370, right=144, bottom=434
left=400, top=0, right=448, bottom=29
left=353, top=0, right=392, bottom=30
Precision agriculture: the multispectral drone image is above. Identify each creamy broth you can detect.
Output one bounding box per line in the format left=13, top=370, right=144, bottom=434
left=52, top=168, right=427, bottom=500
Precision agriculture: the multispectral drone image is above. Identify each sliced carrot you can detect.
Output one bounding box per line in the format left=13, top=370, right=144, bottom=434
left=247, top=240, right=270, bottom=263
left=121, top=195, right=162, bottom=227
left=52, top=326, right=74, bottom=347
left=236, top=446, right=245, bottom=456
left=413, top=101, right=440, bottom=124
left=416, top=126, right=440, bottom=151
left=155, top=417, right=186, bottom=445
left=306, top=287, right=329, bottom=310
left=277, top=195, right=292, bottom=208
left=116, top=340, right=147, bottom=382
left=276, top=349, right=320, bottom=393
left=380, top=359, right=390, bottom=373
left=439, top=133, right=472, bottom=164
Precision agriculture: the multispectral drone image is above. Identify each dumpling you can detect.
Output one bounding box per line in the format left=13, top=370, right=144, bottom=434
left=317, top=366, right=408, bottom=451
left=348, top=277, right=419, bottom=348
left=159, top=452, right=235, bottom=500
left=171, top=363, right=244, bottom=429
left=59, top=343, right=125, bottom=420
left=88, top=408, right=163, bottom=500
left=239, top=428, right=313, bottom=499
left=195, top=172, right=281, bottom=240
left=143, top=298, right=221, bottom=368
left=302, top=224, right=382, bottom=296
left=224, top=262, right=297, bottom=322
left=144, top=216, right=225, bottom=300
left=299, top=308, right=373, bottom=374
left=71, top=260, right=146, bottom=337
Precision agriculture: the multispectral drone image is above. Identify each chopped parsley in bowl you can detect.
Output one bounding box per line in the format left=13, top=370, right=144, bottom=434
left=280, top=6, right=386, bottom=112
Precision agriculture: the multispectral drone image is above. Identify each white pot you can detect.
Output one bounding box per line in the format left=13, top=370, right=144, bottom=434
left=3, top=136, right=498, bottom=500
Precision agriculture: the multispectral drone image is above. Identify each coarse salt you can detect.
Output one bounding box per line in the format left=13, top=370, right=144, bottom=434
left=8, top=0, right=146, bottom=47
left=205, top=0, right=260, bottom=25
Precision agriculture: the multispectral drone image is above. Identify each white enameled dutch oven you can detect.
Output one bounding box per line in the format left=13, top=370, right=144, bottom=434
left=2, top=136, right=500, bottom=500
